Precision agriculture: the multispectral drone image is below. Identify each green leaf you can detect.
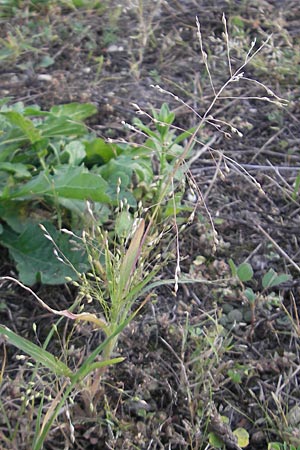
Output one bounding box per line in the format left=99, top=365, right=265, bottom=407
left=228, top=258, right=237, bottom=277
left=133, top=118, right=160, bottom=140
left=98, top=156, right=142, bottom=206
left=39, top=55, right=55, bottom=68
left=262, top=268, right=276, bottom=289
left=52, top=166, right=110, bottom=202
left=115, top=210, right=133, bottom=239
left=237, top=262, right=254, bottom=282
left=233, top=428, right=249, bottom=448
left=228, top=369, right=242, bottom=384
left=76, top=357, right=124, bottom=381
left=231, top=15, right=245, bottom=29
left=174, top=126, right=197, bottom=145
left=0, top=222, right=88, bottom=284
left=262, top=268, right=291, bottom=289
left=244, top=287, right=256, bottom=303
left=0, top=111, right=41, bottom=143
left=50, top=103, right=97, bottom=121
left=33, top=314, right=135, bottom=450
left=0, top=162, right=31, bottom=178
left=39, top=116, right=87, bottom=138
left=0, top=325, right=73, bottom=377
left=0, top=200, right=37, bottom=233
left=267, top=444, right=281, bottom=450
left=7, top=165, right=110, bottom=203
left=271, top=273, right=291, bottom=287
left=23, top=106, right=44, bottom=117
left=84, top=138, right=117, bottom=164
left=292, top=171, right=300, bottom=201
left=0, top=97, right=11, bottom=107
left=61, top=140, right=86, bottom=165
left=208, top=432, right=224, bottom=448
left=156, top=103, right=175, bottom=125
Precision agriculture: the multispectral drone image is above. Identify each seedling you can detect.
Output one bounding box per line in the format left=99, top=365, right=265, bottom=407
left=229, top=258, right=292, bottom=330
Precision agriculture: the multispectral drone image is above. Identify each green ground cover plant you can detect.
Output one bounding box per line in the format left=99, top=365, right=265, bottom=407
left=0, top=100, right=191, bottom=284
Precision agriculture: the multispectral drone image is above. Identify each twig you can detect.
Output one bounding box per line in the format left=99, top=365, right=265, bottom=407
left=188, top=133, right=218, bottom=167
left=191, top=163, right=300, bottom=173
left=254, top=222, right=300, bottom=274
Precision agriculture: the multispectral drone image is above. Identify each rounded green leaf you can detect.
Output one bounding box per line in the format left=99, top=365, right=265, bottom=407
left=233, top=428, right=249, bottom=448
left=267, top=443, right=281, bottom=450
left=237, top=262, right=254, bottom=282
left=208, top=432, right=224, bottom=448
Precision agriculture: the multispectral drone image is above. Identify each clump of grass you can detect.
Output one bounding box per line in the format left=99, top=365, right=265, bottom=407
left=0, top=12, right=293, bottom=449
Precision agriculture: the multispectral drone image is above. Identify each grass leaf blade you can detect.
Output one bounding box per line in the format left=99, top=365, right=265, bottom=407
left=0, top=325, right=73, bottom=378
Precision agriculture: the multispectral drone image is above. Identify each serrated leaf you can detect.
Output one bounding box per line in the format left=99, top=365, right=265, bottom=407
left=233, top=428, right=249, bottom=448
left=237, top=262, right=253, bottom=282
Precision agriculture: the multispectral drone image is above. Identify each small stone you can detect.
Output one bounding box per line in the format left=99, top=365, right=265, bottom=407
left=107, top=44, right=124, bottom=52
left=37, top=74, right=52, bottom=82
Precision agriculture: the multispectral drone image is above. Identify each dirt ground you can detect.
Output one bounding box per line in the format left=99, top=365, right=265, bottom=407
left=0, top=0, right=300, bottom=449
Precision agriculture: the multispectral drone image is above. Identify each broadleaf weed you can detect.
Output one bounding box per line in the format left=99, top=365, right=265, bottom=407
left=0, top=12, right=294, bottom=448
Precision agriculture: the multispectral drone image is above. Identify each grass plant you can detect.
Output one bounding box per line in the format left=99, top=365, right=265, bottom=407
left=0, top=6, right=298, bottom=449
